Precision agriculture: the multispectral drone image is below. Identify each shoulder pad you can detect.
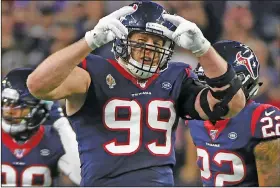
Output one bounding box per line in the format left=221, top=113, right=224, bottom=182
left=250, top=103, right=280, bottom=139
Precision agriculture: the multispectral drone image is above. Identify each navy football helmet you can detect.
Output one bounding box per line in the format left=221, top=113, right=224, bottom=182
left=113, top=1, right=177, bottom=79
left=2, top=68, right=53, bottom=139
left=194, top=40, right=263, bottom=100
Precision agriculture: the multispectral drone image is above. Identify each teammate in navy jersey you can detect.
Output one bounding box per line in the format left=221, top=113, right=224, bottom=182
left=27, top=1, right=246, bottom=186
left=187, top=40, right=280, bottom=186
left=1, top=68, right=81, bottom=186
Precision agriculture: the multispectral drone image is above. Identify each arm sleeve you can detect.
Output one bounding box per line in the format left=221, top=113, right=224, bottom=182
left=54, top=117, right=81, bottom=185
left=251, top=104, right=280, bottom=140
left=58, top=154, right=81, bottom=185
left=177, top=68, right=205, bottom=120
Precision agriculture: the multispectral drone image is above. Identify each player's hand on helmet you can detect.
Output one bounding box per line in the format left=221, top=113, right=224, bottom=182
left=85, top=6, right=136, bottom=50
left=162, top=14, right=211, bottom=57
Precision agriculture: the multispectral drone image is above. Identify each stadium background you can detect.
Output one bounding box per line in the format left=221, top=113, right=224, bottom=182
left=2, top=0, right=279, bottom=186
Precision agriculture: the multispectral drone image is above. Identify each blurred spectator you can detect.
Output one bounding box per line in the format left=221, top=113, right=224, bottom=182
left=25, top=5, right=57, bottom=66
left=50, top=20, right=77, bottom=53
left=103, top=1, right=134, bottom=15
left=220, top=1, right=278, bottom=106
left=64, top=1, right=88, bottom=40
left=179, top=128, right=202, bottom=186
left=2, top=1, right=27, bottom=77
left=83, top=1, right=115, bottom=59
left=165, top=1, right=221, bottom=68
left=174, top=121, right=202, bottom=186
left=251, top=1, right=280, bottom=43
left=84, top=1, right=105, bottom=30
left=220, top=1, right=269, bottom=65
left=265, top=23, right=280, bottom=108
left=164, top=1, right=221, bottom=43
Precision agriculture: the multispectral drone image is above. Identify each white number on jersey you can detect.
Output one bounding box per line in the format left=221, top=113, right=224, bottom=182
left=197, top=148, right=246, bottom=186
left=260, top=116, right=280, bottom=138
left=1, top=164, right=52, bottom=186
left=103, top=99, right=176, bottom=156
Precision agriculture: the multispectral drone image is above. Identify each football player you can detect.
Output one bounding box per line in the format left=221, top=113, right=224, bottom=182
left=1, top=68, right=81, bottom=186
left=187, top=40, right=280, bottom=186
left=27, top=1, right=246, bottom=186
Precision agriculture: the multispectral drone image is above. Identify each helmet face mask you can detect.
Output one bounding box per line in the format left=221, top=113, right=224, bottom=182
left=194, top=40, right=263, bottom=101
left=113, top=1, right=176, bottom=79
left=2, top=101, right=32, bottom=125
left=1, top=68, right=52, bottom=138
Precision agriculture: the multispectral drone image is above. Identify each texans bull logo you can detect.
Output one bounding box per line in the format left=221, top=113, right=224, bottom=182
left=236, top=51, right=258, bottom=80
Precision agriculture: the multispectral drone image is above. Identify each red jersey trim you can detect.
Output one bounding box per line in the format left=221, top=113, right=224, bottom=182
left=185, top=68, right=191, bottom=77
left=204, top=119, right=230, bottom=141
left=107, top=59, right=159, bottom=90
left=2, top=126, right=45, bottom=158
left=82, top=58, right=87, bottom=70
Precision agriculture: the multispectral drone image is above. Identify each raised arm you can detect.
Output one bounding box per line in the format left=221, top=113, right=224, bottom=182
left=194, top=47, right=245, bottom=119
left=27, top=39, right=91, bottom=100
left=27, top=6, right=136, bottom=100
left=163, top=14, right=245, bottom=120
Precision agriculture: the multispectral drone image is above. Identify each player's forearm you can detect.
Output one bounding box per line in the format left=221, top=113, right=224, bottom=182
left=194, top=88, right=245, bottom=120
left=255, top=139, right=280, bottom=186
left=198, top=47, right=228, bottom=79
left=27, top=39, right=92, bottom=95
left=194, top=47, right=246, bottom=119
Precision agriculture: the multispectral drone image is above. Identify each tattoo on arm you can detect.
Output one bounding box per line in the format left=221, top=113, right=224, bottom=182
left=254, top=138, right=280, bottom=186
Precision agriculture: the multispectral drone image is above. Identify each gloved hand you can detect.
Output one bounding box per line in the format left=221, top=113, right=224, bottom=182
left=162, top=14, right=211, bottom=57
left=85, top=6, right=137, bottom=50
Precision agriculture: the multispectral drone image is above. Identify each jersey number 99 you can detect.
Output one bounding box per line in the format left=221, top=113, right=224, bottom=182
left=103, top=99, right=176, bottom=156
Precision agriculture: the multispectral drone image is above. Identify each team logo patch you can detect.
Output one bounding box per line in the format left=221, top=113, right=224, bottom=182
left=236, top=51, right=258, bottom=79
left=106, top=74, right=116, bottom=89
left=161, top=82, right=172, bottom=90
left=210, top=130, right=218, bottom=140
left=14, top=149, right=26, bottom=159
left=137, top=80, right=148, bottom=88
left=40, top=149, right=50, bottom=156
left=228, top=132, right=238, bottom=140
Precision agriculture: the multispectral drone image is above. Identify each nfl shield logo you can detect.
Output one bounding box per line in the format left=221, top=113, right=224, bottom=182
left=137, top=80, right=148, bottom=88
left=14, top=149, right=25, bottom=158
left=210, top=130, right=218, bottom=140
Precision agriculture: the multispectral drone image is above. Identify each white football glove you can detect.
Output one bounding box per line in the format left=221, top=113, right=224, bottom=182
left=162, top=14, right=211, bottom=57
left=85, top=6, right=136, bottom=50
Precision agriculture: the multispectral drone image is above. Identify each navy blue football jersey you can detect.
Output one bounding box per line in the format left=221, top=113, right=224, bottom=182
left=1, top=125, right=65, bottom=186
left=68, top=54, right=201, bottom=186
left=188, top=101, right=280, bottom=186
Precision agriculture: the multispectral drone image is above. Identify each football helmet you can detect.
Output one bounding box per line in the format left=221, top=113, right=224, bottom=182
left=194, top=40, right=263, bottom=100
left=113, top=1, right=177, bottom=79
left=2, top=68, right=53, bottom=138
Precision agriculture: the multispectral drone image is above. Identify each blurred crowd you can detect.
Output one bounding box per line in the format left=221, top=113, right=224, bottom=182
left=2, top=0, right=279, bottom=186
